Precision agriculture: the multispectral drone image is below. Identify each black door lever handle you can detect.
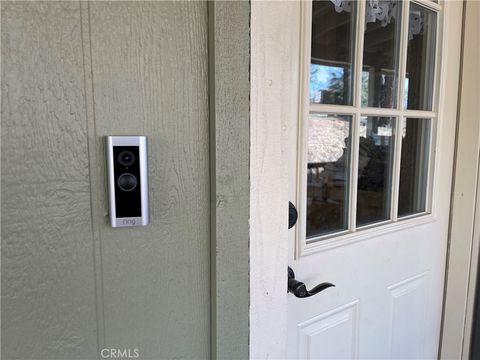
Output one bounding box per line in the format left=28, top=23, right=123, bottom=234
left=287, top=203, right=334, bottom=298
left=288, top=266, right=335, bottom=298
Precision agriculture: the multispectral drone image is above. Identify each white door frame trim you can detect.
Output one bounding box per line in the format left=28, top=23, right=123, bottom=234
left=440, top=2, right=480, bottom=358
left=249, top=1, right=293, bottom=357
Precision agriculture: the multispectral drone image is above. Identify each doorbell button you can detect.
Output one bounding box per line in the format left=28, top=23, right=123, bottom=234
left=117, top=173, right=137, bottom=191
left=106, top=136, right=149, bottom=227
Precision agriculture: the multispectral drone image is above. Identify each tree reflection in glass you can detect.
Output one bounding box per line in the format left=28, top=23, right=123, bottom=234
left=310, top=0, right=356, bottom=105
left=307, top=113, right=352, bottom=238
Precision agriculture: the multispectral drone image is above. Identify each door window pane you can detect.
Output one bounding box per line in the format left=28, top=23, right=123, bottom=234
left=362, top=0, right=402, bottom=108
left=404, top=3, right=437, bottom=110
left=302, top=0, right=439, bottom=241
left=357, top=116, right=395, bottom=226
left=307, top=113, right=351, bottom=238
left=398, top=118, right=431, bottom=216
left=310, top=0, right=356, bottom=105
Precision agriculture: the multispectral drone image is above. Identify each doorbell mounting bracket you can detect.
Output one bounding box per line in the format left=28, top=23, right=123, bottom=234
left=106, top=136, right=149, bottom=227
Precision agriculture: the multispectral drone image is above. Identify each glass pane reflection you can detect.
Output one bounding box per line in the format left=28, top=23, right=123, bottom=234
left=362, top=0, right=402, bottom=108
left=398, top=118, right=431, bottom=216
left=405, top=3, right=437, bottom=110
left=310, top=0, right=356, bottom=105
left=307, top=113, right=351, bottom=238
left=357, top=116, right=395, bottom=226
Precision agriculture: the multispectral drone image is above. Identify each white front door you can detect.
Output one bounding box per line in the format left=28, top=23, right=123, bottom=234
left=286, top=0, right=463, bottom=358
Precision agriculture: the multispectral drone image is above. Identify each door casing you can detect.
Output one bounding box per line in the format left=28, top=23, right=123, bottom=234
left=440, top=1, right=480, bottom=358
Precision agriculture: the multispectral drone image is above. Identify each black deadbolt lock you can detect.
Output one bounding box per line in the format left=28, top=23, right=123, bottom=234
left=288, top=201, right=298, bottom=229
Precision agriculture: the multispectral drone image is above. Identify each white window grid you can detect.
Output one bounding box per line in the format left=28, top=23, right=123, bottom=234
left=296, top=0, right=443, bottom=257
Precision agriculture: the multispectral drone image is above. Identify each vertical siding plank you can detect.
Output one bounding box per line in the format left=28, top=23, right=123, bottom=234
left=87, top=2, right=210, bottom=358
left=1, top=2, right=98, bottom=359
left=209, top=2, right=250, bottom=359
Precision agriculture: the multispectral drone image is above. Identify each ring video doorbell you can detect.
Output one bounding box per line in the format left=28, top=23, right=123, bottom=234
left=106, top=136, right=149, bottom=227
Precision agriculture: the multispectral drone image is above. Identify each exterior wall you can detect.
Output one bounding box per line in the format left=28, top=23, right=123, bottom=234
left=1, top=3, right=98, bottom=358
left=1, top=2, right=211, bottom=359
left=208, top=2, right=250, bottom=359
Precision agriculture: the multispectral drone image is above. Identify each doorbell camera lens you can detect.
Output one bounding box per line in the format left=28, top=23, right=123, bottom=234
left=118, top=150, right=136, bottom=166
left=117, top=173, right=137, bottom=191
